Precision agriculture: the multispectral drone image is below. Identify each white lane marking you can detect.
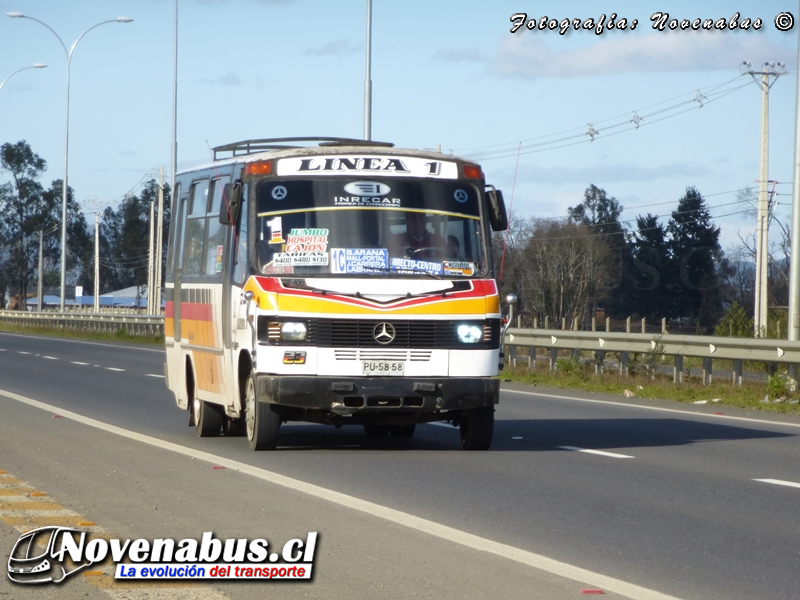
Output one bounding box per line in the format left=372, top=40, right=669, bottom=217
left=105, top=367, right=125, bottom=372
left=71, top=361, right=90, bottom=365
left=17, top=351, right=31, bottom=355
left=0, top=387, right=681, bottom=600
left=42, top=356, right=58, bottom=360
left=0, top=349, right=6, bottom=351
left=504, top=387, right=800, bottom=429
left=144, top=374, right=165, bottom=378
left=754, top=478, right=800, bottom=489
left=557, top=446, right=634, bottom=459
left=512, top=436, right=523, bottom=440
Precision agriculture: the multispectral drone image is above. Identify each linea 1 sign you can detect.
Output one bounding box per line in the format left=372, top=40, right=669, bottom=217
left=7, top=527, right=318, bottom=584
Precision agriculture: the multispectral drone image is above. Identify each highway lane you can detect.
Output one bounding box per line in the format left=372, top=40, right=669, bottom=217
left=2, top=331, right=800, bottom=599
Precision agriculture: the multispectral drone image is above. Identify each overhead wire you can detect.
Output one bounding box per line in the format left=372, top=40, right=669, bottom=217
left=522, top=208, right=751, bottom=243
left=458, top=75, right=752, bottom=162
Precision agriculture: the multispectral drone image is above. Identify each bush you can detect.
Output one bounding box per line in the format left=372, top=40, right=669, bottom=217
left=766, top=373, right=796, bottom=400
left=556, top=356, right=584, bottom=377
left=715, top=302, right=753, bottom=337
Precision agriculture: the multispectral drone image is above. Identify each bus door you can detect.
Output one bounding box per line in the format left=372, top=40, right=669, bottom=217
left=221, top=181, right=249, bottom=413
left=169, top=188, right=188, bottom=409
left=177, top=176, right=231, bottom=407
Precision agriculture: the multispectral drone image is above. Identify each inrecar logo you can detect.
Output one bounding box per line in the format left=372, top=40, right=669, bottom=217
left=343, top=181, right=391, bottom=196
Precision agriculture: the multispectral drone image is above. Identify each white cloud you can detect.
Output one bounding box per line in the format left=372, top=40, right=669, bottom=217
left=433, top=48, right=486, bottom=62
left=494, top=31, right=793, bottom=78
left=198, top=71, right=243, bottom=86
left=304, top=40, right=359, bottom=57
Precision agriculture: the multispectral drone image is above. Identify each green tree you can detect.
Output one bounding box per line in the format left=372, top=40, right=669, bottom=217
left=667, top=186, right=723, bottom=331
left=99, top=179, right=171, bottom=295
left=41, top=179, right=93, bottom=293
left=0, top=141, right=56, bottom=308
left=632, top=213, right=673, bottom=321
left=568, top=184, right=632, bottom=319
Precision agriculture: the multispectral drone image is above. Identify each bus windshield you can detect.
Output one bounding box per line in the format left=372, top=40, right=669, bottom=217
left=255, top=177, right=488, bottom=278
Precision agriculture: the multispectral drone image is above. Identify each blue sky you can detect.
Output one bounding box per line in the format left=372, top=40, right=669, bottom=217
left=0, top=0, right=797, bottom=251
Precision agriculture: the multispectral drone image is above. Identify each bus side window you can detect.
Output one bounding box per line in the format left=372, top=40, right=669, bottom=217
left=182, top=180, right=209, bottom=277
left=165, top=183, right=181, bottom=279
left=232, top=188, right=249, bottom=285
left=204, top=177, right=229, bottom=277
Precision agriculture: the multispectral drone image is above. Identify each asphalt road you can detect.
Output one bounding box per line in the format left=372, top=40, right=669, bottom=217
left=1, top=331, right=800, bottom=600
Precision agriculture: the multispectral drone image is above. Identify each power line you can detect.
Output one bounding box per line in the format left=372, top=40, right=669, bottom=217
left=459, top=76, right=751, bottom=162
left=519, top=209, right=751, bottom=243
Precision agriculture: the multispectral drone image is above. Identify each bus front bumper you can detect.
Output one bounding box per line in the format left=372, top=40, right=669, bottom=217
left=254, top=375, right=499, bottom=416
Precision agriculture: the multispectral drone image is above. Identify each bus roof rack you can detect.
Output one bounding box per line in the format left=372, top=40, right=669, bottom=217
left=212, top=137, right=395, bottom=160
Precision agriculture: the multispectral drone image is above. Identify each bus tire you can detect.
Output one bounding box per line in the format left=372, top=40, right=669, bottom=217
left=390, top=424, right=416, bottom=437
left=223, top=416, right=246, bottom=437
left=459, top=406, right=494, bottom=450
left=245, top=374, right=280, bottom=450
left=194, top=395, right=223, bottom=438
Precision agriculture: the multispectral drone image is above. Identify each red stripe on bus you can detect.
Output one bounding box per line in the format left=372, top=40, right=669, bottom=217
left=180, top=303, right=213, bottom=321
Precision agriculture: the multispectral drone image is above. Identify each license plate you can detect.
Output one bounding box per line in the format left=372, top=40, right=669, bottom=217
left=362, top=360, right=405, bottom=376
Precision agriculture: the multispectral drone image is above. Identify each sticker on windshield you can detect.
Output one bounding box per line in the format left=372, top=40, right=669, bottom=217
left=267, top=216, right=284, bottom=244
left=454, top=189, right=469, bottom=203
left=334, top=196, right=401, bottom=208
left=285, top=228, right=329, bottom=252
left=331, top=248, right=389, bottom=273
left=274, top=251, right=329, bottom=267
left=390, top=257, right=443, bottom=275
left=343, top=182, right=391, bottom=196
left=263, top=262, right=294, bottom=274
left=272, top=185, right=288, bottom=200
left=443, top=261, right=475, bottom=276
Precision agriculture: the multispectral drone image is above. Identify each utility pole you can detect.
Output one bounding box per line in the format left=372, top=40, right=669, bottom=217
left=790, top=3, right=800, bottom=380
left=147, top=199, right=155, bottom=314
left=37, top=230, right=43, bottom=312
left=94, top=214, right=99, bottom=312
left=743, top=61, right=786, bottom=337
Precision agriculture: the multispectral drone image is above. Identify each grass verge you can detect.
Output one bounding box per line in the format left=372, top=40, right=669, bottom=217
left=0, top=322, right=163, bottom=347
left=501, top=361, right=800, bottom=415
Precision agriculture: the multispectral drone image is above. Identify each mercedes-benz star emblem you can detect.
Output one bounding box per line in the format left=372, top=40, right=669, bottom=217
left=373, top=322, right=396, bottom=345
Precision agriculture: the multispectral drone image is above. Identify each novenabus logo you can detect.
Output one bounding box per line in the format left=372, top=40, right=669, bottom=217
left=8, top=526, right=94, bottom=584
left=7, top=528, right=318, bottom=584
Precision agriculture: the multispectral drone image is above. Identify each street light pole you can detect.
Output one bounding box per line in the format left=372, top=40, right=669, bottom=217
left=363, top=0, right=372, bottom=140
left=0, top=63, right=47, bottom=93
left=7, top=12, right=133, bottom=312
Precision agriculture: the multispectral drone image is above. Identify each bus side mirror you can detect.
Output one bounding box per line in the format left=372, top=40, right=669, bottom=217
left=219, top=181, right=243, bottom=225
left=485, top=186, right=508, bottom=231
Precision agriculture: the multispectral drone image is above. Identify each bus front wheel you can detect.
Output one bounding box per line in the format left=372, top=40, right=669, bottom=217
left=245, top=373, right=280, bottom=450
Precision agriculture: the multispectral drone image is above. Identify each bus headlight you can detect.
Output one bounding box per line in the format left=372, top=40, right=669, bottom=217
left=457, top=324, right=483, bottom=344
left=280, top=322, right=307, bottom=341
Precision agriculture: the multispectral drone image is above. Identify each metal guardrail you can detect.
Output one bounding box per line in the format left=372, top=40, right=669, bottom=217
left=0, top=310, right=164, bottom=338
left=504, top=328, right=800, bottom=385
left=1, top=311, right=795, bottom=384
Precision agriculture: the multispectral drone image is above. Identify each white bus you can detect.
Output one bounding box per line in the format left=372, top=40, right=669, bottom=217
left=163, top=138, right=512, bottom=450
